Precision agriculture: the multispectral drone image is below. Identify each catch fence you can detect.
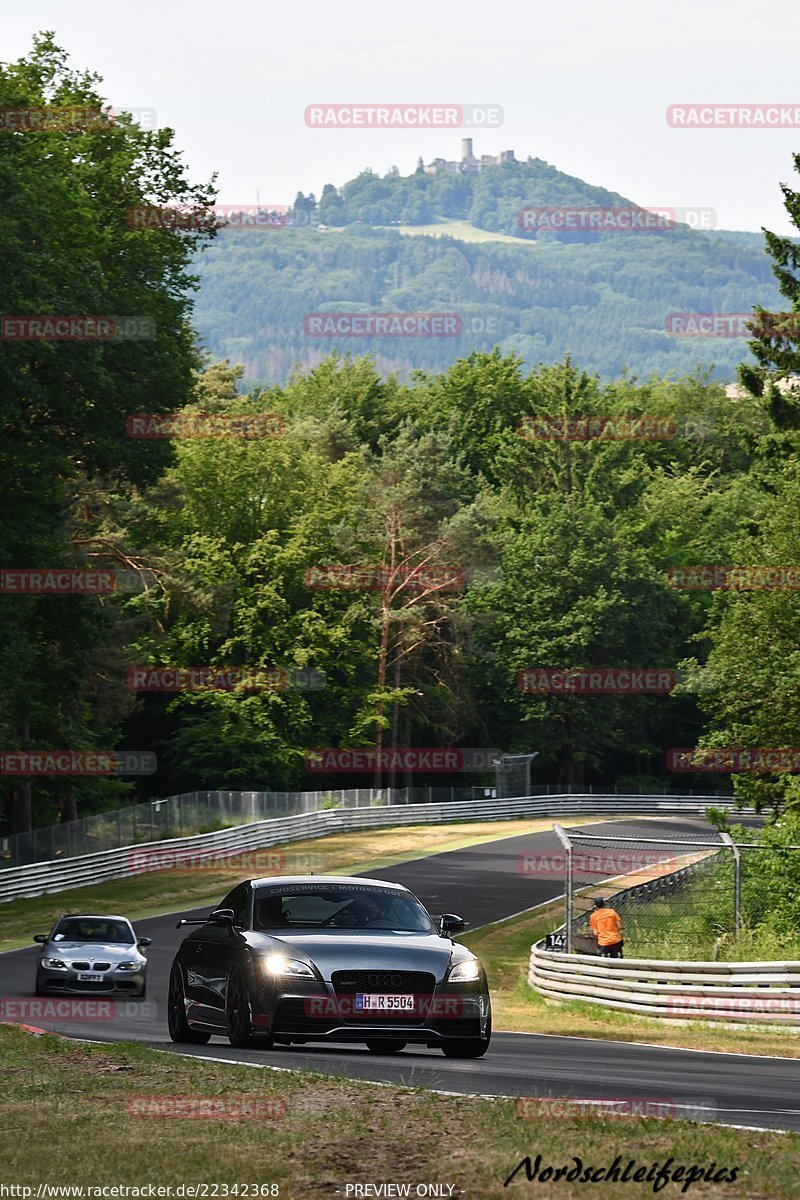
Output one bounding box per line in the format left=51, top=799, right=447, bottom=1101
left=549, top=823, right=798, bottom=960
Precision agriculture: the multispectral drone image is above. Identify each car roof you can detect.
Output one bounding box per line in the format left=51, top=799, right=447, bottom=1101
left=249, top=874, right=409, bottom=891
left=56, top=914, right=133, bottom=922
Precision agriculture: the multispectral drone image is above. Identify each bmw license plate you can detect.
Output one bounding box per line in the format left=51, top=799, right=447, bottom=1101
left=77, top=972, right=104, bottom=982
left=356, top=993, right=415, bottom=1012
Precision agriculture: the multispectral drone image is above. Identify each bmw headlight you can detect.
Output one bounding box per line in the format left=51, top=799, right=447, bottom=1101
left=116, top=961, right=142, bottom=972
left=448, top=958, right=481, bottom=983
left=41, top=958, right=68, bottom=970
left=261, top=954, right=315, bottom=978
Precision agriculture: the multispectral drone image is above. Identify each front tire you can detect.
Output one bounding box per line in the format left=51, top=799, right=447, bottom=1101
left=227, top=966, right=272, bottom=1049
left=441, top=1010, right=492, bottom=1059
left=365, top=1040, right=406, bottom=1054
left=168, top=965, right=210, bottom=1044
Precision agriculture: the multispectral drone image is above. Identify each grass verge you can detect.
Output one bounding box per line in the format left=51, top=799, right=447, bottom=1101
left=1, top=1024, right=797, bottom=1198
left=463, top=905, right=800, bottom=1058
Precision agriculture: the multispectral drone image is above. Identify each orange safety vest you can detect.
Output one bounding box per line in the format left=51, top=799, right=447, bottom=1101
left=589, top=906, right=623, bottom=946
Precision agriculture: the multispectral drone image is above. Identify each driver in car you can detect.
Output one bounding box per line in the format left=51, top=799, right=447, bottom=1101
left=339, top=893, right=390, bottom=927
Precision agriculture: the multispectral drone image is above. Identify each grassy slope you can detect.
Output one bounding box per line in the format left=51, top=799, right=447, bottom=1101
left=1, top=1025, right=797, bottom=1198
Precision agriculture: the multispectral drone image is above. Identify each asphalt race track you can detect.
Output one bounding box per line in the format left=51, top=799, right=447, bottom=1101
left=3, top=814, right=799, bottom=1132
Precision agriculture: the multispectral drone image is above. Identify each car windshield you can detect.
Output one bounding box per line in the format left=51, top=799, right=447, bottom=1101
left=253, top=884, right=435, bottom=933
left=51, top=918, right=135, bottom=945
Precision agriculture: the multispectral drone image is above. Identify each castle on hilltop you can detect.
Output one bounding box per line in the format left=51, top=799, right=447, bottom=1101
left=417, top=139, right=517, bottom=175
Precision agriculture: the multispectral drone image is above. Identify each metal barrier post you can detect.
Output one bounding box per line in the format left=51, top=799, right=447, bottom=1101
left=720, top=832, right=741, bottom=934
left=553, top=823, right=573, bottom=954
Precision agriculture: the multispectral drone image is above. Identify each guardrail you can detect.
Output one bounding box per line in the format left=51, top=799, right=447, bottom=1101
left=528, top=942, right=800, bottom=1024
left=0, top=792, right=733, bottom=904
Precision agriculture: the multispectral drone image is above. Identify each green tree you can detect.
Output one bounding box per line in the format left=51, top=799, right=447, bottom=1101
left=0, top=34, right=215, bottom=832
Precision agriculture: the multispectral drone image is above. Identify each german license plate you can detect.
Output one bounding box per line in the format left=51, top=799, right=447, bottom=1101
left=77, top=972, right=104, bottom=982
left=356, top=993, right=415, bottom=1012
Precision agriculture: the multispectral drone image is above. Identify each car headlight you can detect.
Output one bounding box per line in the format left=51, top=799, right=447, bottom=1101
left=116, top=961, right=142, bottom=972
left=448, top=958, right=481, bottom=983
left=41, top=958, right=68, bottom=970
left=260, top=953, right=315, bottom=978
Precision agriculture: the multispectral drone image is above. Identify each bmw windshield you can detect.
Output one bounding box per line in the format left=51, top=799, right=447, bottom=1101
left=51, top=918, right=135, bottom=945
left=253, top=883, right=436, bottom=933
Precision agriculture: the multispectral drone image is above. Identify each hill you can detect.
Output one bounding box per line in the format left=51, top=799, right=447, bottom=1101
left=192, top=155, right=781, bottom=383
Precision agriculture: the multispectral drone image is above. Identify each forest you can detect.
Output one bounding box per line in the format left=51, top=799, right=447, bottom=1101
left=3, top=36, right=800, bottom=835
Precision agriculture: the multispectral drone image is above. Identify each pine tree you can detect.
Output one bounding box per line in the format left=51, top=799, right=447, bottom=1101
left=740, top=153, right=800, bottom=429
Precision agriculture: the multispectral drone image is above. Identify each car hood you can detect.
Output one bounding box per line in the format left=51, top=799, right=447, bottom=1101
left=245, top=931, right=462, bottom=981
left=44, top=941, right=142, bottom=962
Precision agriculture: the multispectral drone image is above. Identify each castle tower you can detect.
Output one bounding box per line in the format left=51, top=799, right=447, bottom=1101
left=461, top=137, right=473, bottom=161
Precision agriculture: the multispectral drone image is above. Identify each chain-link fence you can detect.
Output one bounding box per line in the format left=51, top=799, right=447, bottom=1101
left=550, top=824, right=800, bottom=961
left=0, top=788, right=395, bottom=869
left=0, top=781, right=731, bottom=870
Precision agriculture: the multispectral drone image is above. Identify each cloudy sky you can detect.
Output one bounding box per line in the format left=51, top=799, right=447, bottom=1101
left=6, top=0, right=800, bottom=233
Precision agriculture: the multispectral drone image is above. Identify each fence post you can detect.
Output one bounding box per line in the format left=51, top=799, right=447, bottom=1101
left=720, top=833, right=741, bottom=935
left=553, top=823, right=573, bottom=954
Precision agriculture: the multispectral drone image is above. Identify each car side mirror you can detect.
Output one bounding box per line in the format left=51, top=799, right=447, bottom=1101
left=209, top=908, right=235, bottom=924
left=33, top=934, right=47, bottom=944
left=137, top=937, right=152, bottom=948
left=439, top=914, right=465, bottom=937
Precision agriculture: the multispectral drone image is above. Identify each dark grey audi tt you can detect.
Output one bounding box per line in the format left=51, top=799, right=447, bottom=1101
left=168, top=875, right=491, bottom=1057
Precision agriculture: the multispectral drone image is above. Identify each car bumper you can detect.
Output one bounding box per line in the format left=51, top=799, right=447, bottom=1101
left=254, top=978, right=490, bottom=1044
left=37, top=968, right=146, bottom=995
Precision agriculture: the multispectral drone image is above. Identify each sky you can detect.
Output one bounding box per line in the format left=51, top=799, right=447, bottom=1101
left=5, top=0, right=800, bottom=234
